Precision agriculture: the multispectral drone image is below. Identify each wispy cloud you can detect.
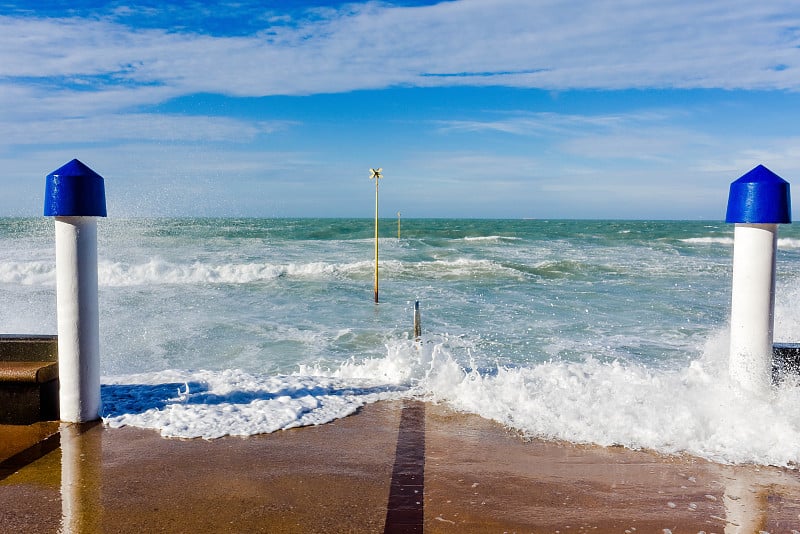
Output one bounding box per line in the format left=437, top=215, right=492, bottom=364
left=0, top=114, right=289, bottom=146
left=434, top=111, right=669, bottom=137
left=2, top=0, right=799, bottom=217
left=432, top=109, right=715, bottom=164
left=2, top=0, right=798, bottom=148
left=3, top=0, right=799, bottom=109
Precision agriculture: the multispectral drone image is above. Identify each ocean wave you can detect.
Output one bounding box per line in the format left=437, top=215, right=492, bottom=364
left=525, top=259, right=621, bottom=279
left=421, top=258, right=521, bottom=279
left=0, top=257, right=527, bottom=287
left=101, top=369, right=407, bottom=439
left=422, top=332, right=800, bottom=467
left=0, top=261, right=55, bottom=285
left=101, top=334, right=800, bottom=466
left=98, top=258, right=360, bottom=286
left=1, top=256, right=649, bottom=287
left=681, top=236, right=800, bottom=249
left=681, top=237, right=734, bottom=245
left=461, top=235, right=522, bottom=243
left=96, top=258, right=518, bottom=286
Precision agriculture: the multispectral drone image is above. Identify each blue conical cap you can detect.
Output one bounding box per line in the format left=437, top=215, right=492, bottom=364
left=725, top=164, right=791, bottom=224
left=44, top=159, right=107, bottom=217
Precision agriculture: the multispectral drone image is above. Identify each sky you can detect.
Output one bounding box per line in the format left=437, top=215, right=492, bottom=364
left=1, top=0, right=800, bottom=219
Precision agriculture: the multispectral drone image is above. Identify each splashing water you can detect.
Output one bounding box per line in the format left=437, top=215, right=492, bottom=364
left=5, top=217, right=800, bottom=465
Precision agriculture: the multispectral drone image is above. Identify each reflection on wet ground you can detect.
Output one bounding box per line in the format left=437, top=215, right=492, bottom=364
left=2, top=402, right=800, bottom=533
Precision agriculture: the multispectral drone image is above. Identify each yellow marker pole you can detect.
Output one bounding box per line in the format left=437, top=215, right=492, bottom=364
left=370, top=168, right=383, bottom=303
left=397, top=211, right=401, bottom=239
left=374, top=178, right=379, bottom=303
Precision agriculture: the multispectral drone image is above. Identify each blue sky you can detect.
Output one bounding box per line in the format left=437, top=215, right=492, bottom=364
left=2, top=0, right=799, bottom=218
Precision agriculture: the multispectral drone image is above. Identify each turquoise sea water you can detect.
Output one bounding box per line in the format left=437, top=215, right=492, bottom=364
left=4, top=218, right=800, bottom=465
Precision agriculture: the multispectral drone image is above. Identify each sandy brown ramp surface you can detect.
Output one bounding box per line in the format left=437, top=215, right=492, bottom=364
left=2, top=400, right=800, bottom=533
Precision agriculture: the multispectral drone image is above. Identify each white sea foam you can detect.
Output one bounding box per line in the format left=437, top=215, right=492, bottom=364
left=422, top=334, right=800, bottom=466
left=102, top=332, right=800, bottom=467
left=779, top=238, right=800, bottom=249
left=681, top=237, right=734, bottom=246
left=681, top=236, right=800, bottom=249
left=462, top=236, right=521, bottom=243
left=98, top=258, right=354, bottom=286
left=426, top=258, right=519, bottom=279
left=0, top=257, right=520, bottom=286
left=0, top=261, right=55, bottom=285
left=102, top=369, right=407, bottom=439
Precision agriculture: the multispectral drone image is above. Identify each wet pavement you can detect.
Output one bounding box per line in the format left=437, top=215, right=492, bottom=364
left=2, top=400, right=800, bottom=533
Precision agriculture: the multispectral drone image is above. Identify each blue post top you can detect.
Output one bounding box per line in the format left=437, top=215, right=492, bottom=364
left=43, top=159, right=107, bottom=217
left=725, top=164, right=791, bottom=224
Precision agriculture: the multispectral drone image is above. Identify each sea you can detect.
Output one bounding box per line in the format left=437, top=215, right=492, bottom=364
left=4, top=217, right=800, bottom=467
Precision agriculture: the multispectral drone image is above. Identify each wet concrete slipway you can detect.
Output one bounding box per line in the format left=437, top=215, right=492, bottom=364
left=3, top=400, right=800, bottom=533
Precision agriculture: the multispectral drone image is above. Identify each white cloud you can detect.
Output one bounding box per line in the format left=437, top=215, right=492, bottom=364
left=726, top=140, right=800, bottom=177
left=434, top=110, right=673, bottom=137
left=2, top=0, right=799, bottom=113
left=2, top=1, right=800, bottom=218
left=0, top=113, right=290, bottom=145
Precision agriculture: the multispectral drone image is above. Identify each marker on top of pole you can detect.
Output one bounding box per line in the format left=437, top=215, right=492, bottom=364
left=726, top=164, right=791, bottom=394
left=44, top=159, right=107, bottom=422
left=44, top=159, right=107, bottom=218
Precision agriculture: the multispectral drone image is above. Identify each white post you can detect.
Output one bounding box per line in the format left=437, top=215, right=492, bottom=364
left=728, top=223, right=777, bottom=393
left=725, top=164, right=791, bottom=393
left=44, top=158, right=107, bottom=423
left=55, top=217, right=101, bottom=422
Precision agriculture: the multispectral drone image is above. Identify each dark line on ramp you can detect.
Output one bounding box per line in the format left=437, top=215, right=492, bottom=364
left=384, top=399, right=426, bottom=533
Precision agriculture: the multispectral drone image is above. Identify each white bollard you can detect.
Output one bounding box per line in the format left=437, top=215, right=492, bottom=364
left=726, top=165, right=791, bottom=393
left=55, top=217, right=101, bottom=421
left=44, top=159, right=107, bottom=422
left=728, top=223, right=778, bottom=392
